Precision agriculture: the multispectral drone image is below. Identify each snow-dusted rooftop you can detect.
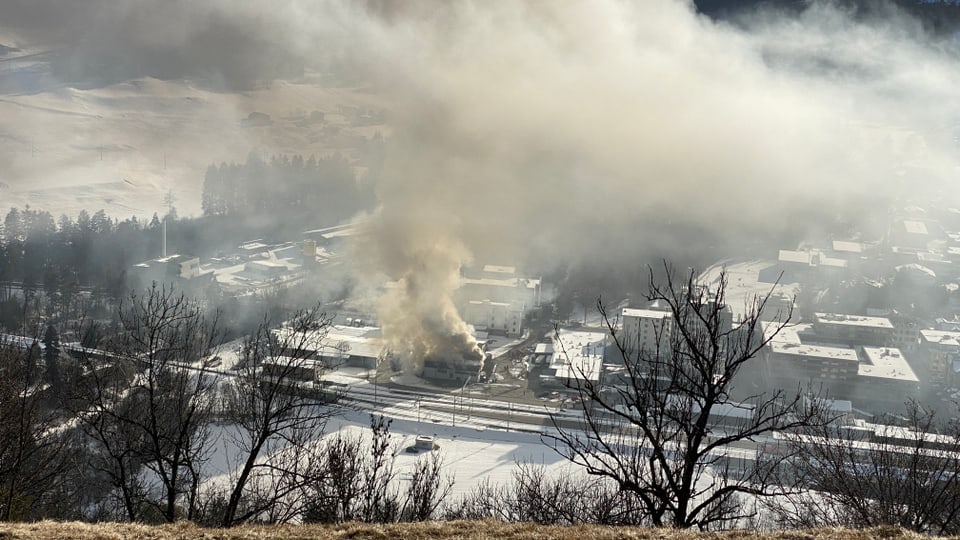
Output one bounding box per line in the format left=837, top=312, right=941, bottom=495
left=547, top=329, right=605, bottom=383
left=271, top=323, right=384, bottom=361
left=460, top=276, right=540, bottom=289
left=621, top=308, right=671, bottom=319
left=920, top=329, right=960, bottom=348
left=778, top=249, right=848, bottom=268
left=814, top=312, right=894, bottom=330
left=859, top=346, right=918, bottom=382
left=764, top=322, right=860, bottom=363
left=482, top=264, right=516, bottom=275
left=903, top=220, right=929, bottom=235
left=832, top=240, right=864, bottom=254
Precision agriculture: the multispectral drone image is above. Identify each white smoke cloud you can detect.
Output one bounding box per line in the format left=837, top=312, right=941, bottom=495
left=5, top=0, right=960, bottom=364
left=329, top=0, right=960, bottom=364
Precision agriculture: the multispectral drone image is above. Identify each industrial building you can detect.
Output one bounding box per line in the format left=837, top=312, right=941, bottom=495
left=131, top=253, right=216, bottom=294
left=536, top=329, right=605, bottom=392
left=272, top=323, right=386, bottom=372
left=762, top=321, right=920, bottom=412
left=456, top=265, right=541, bottom=337
left=420, top=352, right=486, bottom=386
left=919, top=329, right=960, bottom=385
left=813, top=312, right=896, bottom=347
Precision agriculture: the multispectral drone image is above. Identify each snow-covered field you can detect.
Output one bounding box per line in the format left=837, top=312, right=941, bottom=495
left=0, top=44, right=388, bottom=219
left=201, top=398, right=571, bottom=503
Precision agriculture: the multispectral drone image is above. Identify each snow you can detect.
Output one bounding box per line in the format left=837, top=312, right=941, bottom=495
left=0, top=52, right=389, bottom=219
left=201, top=406, right=569, bottom=501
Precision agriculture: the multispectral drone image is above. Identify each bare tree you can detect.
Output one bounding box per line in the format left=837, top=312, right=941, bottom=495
left=304, top=415, right=451, bottom=524
left=0, top=341, right=69, bottom=521
left=766, top=400, right=960, bottom=535
left=402, top=450, right=454, bottom=522
left=75, top=285, right=221, bottom=522
left=217, top=306, right=340, bottom=526
left=543, top=265, right=830, bottom=529
left=443, top=461, right=640, bottom=525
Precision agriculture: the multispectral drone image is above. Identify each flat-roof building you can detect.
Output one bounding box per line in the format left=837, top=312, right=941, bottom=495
left=539, top=329, right=605, bottom=392
left=456, top=265, right=541, bottom=337
left=620, top=308, right=673, bottom=361
left=763, top=321, right=921, bottom=412
left=919, top=329, right=960, bottom=385
left=273, top=323, right=386, bottom=371
left=813, top=312, right=895, bottom=347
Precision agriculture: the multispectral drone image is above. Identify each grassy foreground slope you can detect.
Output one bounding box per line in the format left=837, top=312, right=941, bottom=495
left=0, top=522, right=938, bottom=540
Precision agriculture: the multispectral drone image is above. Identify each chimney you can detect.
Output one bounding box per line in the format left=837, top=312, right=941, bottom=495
left=162, top=218, right=167, bottom=258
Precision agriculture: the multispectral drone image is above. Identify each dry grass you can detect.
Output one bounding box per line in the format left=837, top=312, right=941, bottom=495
left=0, top=521, right=945, bottom=540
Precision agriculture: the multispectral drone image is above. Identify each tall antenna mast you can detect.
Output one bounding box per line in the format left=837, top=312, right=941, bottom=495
left=162, top=217, right=167, bottom=258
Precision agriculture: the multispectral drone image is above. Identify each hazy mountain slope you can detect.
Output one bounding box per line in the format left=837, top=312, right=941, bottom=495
left=696, top=0, right=960, bottom=33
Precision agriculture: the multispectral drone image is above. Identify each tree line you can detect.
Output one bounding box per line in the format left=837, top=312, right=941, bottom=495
left=1, top=267, right=960, bottom=531
left=200, top=151, right=376, bottom=226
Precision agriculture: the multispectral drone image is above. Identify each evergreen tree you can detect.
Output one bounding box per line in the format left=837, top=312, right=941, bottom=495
left=42, top=324, right=61, bottom=392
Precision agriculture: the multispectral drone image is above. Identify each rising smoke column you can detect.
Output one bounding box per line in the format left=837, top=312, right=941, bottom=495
left=359, top=206, right=483, bottom=376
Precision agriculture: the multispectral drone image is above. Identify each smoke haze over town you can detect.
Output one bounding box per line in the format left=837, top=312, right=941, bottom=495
left=2, top=0, right=959, bottom=366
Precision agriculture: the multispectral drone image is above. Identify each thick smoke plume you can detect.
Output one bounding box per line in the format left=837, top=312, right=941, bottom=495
left=364, top=214, right=483, bottom=375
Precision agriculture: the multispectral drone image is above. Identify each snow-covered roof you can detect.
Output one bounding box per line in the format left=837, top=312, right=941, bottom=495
left=764, top=322, right=860, bottom=363
left=482, top=265, right=516, bottom=275
left=814, top=312, right=894, bottom=330
left=546, top=330, right=605, bottom=383
left=859, top=346, right=919, bottom=382
left=621, top=308, right=671, bottom=319
left=903, top=220, right=929, bottom=235
left=832, top=240, right=864, bottom=254
left=778, top=249, right=848, bottom=268
left=920, top=329, right=960, bottom=348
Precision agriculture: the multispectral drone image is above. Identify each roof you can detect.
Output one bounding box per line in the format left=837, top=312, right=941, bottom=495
left=460, top=276, right=540, bottom=290
left=272, top=324, right=385, bottom=360
left=765, top=322, right=859, bottom=363
left=832, top=240, right=864, bottom=254
left=769, top=341, right=860, bottom=362
left=622, top=308, right=672, bottom=319
left=903, top=220, right=929, bottom=235
left=859, top=346, right=919, bottom=382
left=778, top=249, right=848, bottom=268
left=534, top=343, right=554, bottom=355
left=136, top=253, right=197, bottom=268
left=468, top=299, right=512, bottom=307
left=482, top=265, right=516, bottom=275
left=920, top=329, right=960, bottom=347
left=806, top=397, right=854, bottom=414
left=246, top=259, right=288, bottom=269
left=546, top=330, right=605, bottom=383
left=814, top=312, right=894, bottom=330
